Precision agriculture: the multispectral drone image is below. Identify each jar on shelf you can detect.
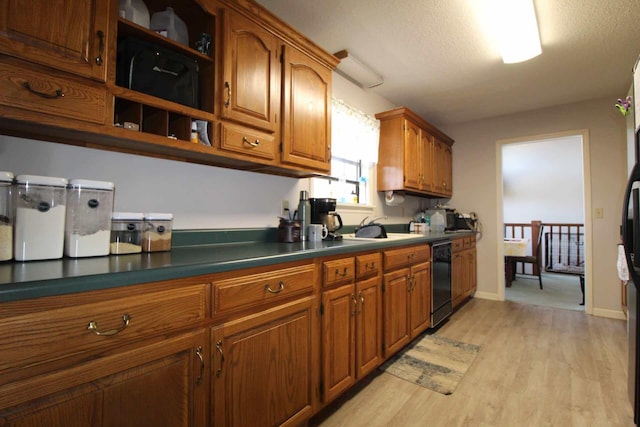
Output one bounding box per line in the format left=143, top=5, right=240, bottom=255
left=65, top=179, right=115, bottom=258
left=110, top=212, right=143, bottom=255
left=14, top=175, right=68, bottom=261
left=142, top=213, right=173, bottom=252
left=0, top=171, right=14, bottom=261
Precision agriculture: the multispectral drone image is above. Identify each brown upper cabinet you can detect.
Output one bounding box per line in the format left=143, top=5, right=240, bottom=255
left=0, top=0, right=110, bottom=82
left=376, top=107, right=454, bottom=198
left=0, top=0, right=339, bottom=177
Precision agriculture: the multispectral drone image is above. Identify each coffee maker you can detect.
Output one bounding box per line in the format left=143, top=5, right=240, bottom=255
left=309, top=198, right=343, bottom=240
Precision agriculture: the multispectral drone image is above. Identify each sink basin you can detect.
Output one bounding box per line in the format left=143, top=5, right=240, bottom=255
left=341, top=232, right=425, bottom=241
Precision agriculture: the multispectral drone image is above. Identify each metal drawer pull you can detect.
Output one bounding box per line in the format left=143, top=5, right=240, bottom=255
left=365, top=262, right=375, bottom=270
left=195, top=346, right=204, bottom=385
left=265, top=281, right=285, bottom=294
left=335, top=267, right=349, bottom=277
left=23, top=82, right=64, bottom=99
left=242, top=137, right=260, bottom=147
left=216, top=340, right=224, bottom=377
left=95, top=30, right=104, bottom=65
left=224, top=81, right=231, bottom=107
left=87, top=313, right=131, bottom=336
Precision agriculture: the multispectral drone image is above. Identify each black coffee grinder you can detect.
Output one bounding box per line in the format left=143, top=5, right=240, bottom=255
left=309, top=198, right=343, bottom=240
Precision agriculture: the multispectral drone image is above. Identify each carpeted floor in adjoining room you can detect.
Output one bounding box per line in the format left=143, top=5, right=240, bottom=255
left=506, top=272, right=584, bottom=311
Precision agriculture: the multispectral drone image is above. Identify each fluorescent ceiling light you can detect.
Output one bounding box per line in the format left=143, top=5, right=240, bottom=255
left=334, top=50, right=384, bottom=88
left=488, top=0, right=542, bottom=64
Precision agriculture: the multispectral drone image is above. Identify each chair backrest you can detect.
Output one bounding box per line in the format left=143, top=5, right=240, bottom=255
left=532, top=220, right=543, bottom=258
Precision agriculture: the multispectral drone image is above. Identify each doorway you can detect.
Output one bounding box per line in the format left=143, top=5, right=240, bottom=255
left=496, top=130, right=593, bottom=314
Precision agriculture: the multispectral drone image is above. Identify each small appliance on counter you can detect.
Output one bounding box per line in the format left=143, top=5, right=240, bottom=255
left=310, top=198, right=343, bottom=240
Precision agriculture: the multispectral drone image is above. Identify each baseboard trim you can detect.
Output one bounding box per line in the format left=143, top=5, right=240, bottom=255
left=473, top=291, right=501, bottom=301
left=591, top=307, right=627, bottom=320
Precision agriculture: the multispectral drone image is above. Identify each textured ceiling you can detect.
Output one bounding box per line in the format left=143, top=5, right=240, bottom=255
left=256, top=0, right=640, bottom=126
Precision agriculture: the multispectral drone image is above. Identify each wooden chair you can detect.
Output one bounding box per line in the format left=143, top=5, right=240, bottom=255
left=506, top=221, right=544, bottom=289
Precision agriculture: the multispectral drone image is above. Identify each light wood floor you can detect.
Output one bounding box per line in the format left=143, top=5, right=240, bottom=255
left=311, top=298, right=634, bottom=427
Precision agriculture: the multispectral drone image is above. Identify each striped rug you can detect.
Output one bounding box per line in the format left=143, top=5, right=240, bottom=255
left=380, top=334, right=480, bottom=395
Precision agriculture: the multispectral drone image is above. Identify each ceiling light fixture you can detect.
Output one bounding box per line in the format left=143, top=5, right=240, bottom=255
left=333, top=50, right=384, bottom=88
left=489, top=0, right=542, bottom=64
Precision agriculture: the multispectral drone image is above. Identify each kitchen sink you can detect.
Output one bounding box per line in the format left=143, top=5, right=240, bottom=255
left=341, top=232, right=425, bottom=241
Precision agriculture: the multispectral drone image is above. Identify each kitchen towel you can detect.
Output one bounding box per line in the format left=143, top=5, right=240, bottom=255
left=618, top=243, right=630, bottom=282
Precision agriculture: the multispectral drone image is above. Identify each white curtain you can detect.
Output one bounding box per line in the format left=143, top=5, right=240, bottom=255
left=331, top=98, right=379, bottom=165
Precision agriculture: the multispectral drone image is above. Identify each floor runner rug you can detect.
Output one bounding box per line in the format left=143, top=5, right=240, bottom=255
left=380, top=334, right=480, bottom=395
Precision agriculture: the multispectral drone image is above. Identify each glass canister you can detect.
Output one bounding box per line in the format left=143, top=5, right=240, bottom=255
left=142, top=213, right=173, bottom=252
left=14, top=174, right=68, bottom=261
left=0, top=171, right=14, bottom=261
left=110, top=212, right=143, bottom=254
left=65, top=179, right=115, bottom=258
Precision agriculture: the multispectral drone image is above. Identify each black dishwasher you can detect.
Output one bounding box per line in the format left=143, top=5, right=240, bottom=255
left=431, top=241, right=453, bottom=327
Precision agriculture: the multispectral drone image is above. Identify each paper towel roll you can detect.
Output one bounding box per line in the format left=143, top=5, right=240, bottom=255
left=385, top=191, right=405, bottom=206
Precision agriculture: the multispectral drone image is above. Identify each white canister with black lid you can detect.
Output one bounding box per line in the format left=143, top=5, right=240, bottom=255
left=65, top=179, right=115, bottom=258
left=14, top=174, right=68, bottom=261
left=0, top=171, right=14, bottom=261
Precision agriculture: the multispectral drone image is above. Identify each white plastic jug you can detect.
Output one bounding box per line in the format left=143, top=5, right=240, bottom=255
left=430, top=211, right=446, bottom=233
left=119, top=0, right=150, bottom=29
left=150, top=7, right=188, bottom=46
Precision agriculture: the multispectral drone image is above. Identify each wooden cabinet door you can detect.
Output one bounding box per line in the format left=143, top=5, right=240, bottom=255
left=464, top=249, right=477, bottom=296
left=420, top=131, right=434, bottom=191
left=321, top=284, right=356, bottom=403
left=409, top=261, right=431, bottom=337
left=433, top=139, right=453, bottom=196
left=212, top=297, right=315, bottom=427
left=281, top=44, right=332, bottom=172
left=0, top=331, right=209, bottom=427
left=222, top=9, right=280, bottom=133
left=382, top=268, right=411, bottom=357
left=452, top=252, right=464, bottom=308
left=403, top=120, right=421, bottom=190
left=355, top=276, right=382, bottom=379
left=0, top=0, right=109, bottom=82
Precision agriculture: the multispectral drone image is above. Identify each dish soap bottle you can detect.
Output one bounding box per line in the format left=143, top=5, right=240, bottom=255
left=298, top=190, right=311, bottom=241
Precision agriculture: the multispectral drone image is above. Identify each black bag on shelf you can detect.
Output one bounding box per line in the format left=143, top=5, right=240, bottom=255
left=117, top=37, right=199, bottom=109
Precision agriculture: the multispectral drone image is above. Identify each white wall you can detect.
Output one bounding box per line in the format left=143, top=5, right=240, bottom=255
left=444, top=96, right=627, bottom=317
left=0, top=72, right=402, bottom=230
left=502, top=136, right=584, bottom=224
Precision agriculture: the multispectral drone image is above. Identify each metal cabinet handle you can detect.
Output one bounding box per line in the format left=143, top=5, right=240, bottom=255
left=335, top=267, right=348, bottom=277
left=358, top=291, right=364, bottom=313
left=407, top=275, right=413, bottom=292
left=215, top=340, right=224, bottom=377
left=224, top=81, right=231, bottom=107
left=87, top=313, right=131, bottom=336
left=351, top=293, right=357, bottom=315
left=242, top=137, right=260, bottom=147
left=365, top=262, right=375, bottom=270
left=195, top=346, right=204, bottom=385
left=265, top=281, right=284, bottom=294
left=95, top=30, right=104, bottom=65
left=23, top=82, right=64, bottom=99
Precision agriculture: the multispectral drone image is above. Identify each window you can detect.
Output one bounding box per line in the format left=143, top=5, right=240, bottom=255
left=311, top=98, right=379, bottom=206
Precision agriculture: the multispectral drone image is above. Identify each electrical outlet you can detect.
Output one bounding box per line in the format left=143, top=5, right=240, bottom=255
left=281, top=200, right=289, bottom=217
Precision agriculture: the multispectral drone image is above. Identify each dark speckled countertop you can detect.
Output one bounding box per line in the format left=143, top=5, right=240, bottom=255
left=0, top=227, right=469, bottom=303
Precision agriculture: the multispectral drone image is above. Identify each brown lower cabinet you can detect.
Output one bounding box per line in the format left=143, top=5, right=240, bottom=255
left=452, top=236, right=478, bottom=308
left=0, top=240, right=475, bottom=426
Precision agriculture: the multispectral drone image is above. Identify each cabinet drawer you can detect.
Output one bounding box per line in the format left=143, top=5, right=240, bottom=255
left=220, top=122, right=276, bottom=161
left=0, top=283, right=208, bottom=375
left=356, top=253, right=381, bottom=279
left=451, top=238, right=464, bottom=253
left=0, top=59, right=107, bottom=125
left=214, top=264, right=314, bottom=313
left=323, top=258, right=355, bottom=287
left=383, top=245, right=430, bottom=271
left=463, top=236, right=476, bottom=249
